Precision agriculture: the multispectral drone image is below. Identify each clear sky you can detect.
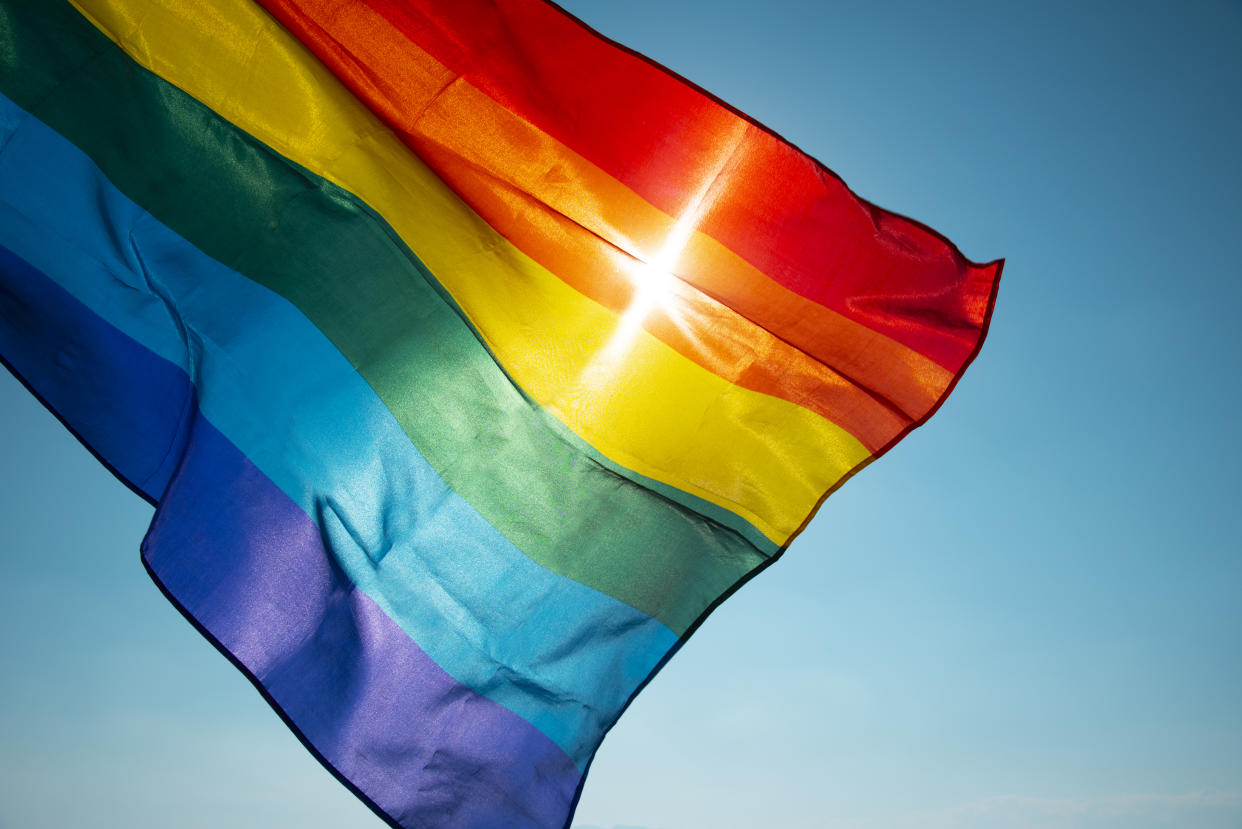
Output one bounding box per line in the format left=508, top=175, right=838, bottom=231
left=1, top=1, right=1240, bottom=828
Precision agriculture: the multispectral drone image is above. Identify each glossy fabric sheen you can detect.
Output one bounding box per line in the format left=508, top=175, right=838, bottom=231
left=144, top=418, right=583, bottom=827
left=0, top=244, right=581, bottom=824
left=0, top=91, right=680, bottom=764
left=261, top=0, right=1001, bottom=372
left=73, top=0, right=872, bottom=544
left=256, top=0, right=955, bottom=424
left=0, top=1, right=1002, bottom=827
left=0, top=0, right=770, bottom=636
left=69, top=0, right=910, bottom=456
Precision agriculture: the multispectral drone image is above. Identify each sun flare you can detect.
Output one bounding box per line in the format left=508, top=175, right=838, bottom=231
left=584, top=208, right=703, bottom=381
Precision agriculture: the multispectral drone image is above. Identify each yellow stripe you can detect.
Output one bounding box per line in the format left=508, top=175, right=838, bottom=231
left=407, top=66, right=952, bottom=421
left=70, top=0, right=872, bottom=542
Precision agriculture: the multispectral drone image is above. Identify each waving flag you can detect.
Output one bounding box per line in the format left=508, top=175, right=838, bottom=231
left=0, top=0, right=1001, bottom=826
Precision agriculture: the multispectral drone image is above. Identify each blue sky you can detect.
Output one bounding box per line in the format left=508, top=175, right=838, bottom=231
left=1, top=1, right=1240, bottom=828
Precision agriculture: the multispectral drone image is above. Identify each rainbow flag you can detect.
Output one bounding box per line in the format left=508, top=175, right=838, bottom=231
left=0, top=0, right=1001, bottom=825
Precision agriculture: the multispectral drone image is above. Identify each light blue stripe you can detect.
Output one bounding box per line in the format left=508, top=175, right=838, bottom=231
left=0, top=92, right=677, bottom=767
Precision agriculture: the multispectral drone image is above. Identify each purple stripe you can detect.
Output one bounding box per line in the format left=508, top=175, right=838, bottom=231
left=142, top=410, right=582, bottom=828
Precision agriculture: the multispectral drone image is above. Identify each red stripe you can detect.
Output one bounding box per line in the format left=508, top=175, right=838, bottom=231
left=341, top=0, right=999, bottom=370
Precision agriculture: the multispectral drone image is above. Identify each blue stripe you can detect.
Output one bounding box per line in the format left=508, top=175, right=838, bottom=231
left=0, top=242, right=582, bottom=825
left=0, top=91, right=678, bottom=766
left=0, top=244, right=192, bottom=500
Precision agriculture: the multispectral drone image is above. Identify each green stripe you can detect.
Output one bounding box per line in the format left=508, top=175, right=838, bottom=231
left=0, top=0, right=770, bottom=634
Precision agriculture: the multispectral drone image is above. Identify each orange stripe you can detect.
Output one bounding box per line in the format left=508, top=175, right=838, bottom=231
left=258, top=0, right=956, bottom=438
left=414, top=107, right=909, bottom=451
left=269, top=0, right=999, bottom=371
left=410, top=82, right=954, bottom=422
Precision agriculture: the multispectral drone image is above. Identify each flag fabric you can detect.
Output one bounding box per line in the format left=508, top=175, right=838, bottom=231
left=0, top=0, right=1001, bottom=826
